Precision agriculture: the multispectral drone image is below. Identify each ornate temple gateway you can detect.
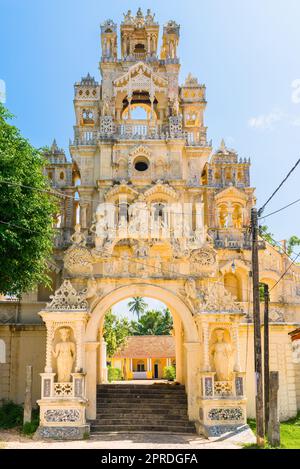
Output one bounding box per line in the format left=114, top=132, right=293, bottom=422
left=1, top=8, right=300, bottom=440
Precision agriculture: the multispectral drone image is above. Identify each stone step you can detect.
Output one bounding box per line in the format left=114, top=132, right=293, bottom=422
left=96, top=406, right=187, bottom=415
left=97, top=384, right=185, bottom=390
left=97, top=397, right=186, bottom=407
left=96, top=412, right=188, bottom=422
left=92, top=417, right=191, bottom=425
left=97, top=389, right=186, bottom=396
left=96, top=401, right=188, bottom=409
left=96, top=409, right=188, bottom=417
left=97, top=393, right=187, bottom=399
left=97, top=392, right=187, bottom=398
left=92, top=383, right=194, bottom=434
left=90, top=424, right=196, bottom=433
left=97, top=386, right=186, bottom=391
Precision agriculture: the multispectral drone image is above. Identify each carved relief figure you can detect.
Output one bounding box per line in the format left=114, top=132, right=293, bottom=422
left=53, top=328, right=76, bottom=382
left=210, top=329, right=234, bottom=381
left=71, top=224, right=86, bottom=246
left=91, top=207, right=108, bottom=250
left=184, top=277, right=201, bottom=311
left=232, top=205, right=243, bottom=229
left=128, top=194, right=149, bottom=236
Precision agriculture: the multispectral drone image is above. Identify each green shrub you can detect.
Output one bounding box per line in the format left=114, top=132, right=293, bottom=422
left=22, top=421, right=38, bottom=435
left=22, top=408, right=39, bottom=435
left=163, top=365, right=176, bottom=381
left=108, top=367, right=122, bottom=382
left=0, top=401, right=23, bottom=429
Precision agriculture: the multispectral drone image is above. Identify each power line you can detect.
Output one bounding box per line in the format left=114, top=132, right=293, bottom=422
left=258, top=158, right=300, bottom=216
left=258, top=196, right=300, bottom=220
left=259, top=225, right=300, bottom=261
left=270, top=251, right=300, bottom=292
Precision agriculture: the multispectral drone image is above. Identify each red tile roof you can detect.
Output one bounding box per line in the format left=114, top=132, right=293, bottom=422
left=113, top=335, right=175, bottom=359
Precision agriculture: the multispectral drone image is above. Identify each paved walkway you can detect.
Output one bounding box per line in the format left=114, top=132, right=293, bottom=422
left=0, top=427, right=255, bottom=449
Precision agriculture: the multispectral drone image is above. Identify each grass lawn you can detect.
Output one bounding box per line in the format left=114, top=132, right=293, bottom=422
left=246, top=413, right=300, bottom=449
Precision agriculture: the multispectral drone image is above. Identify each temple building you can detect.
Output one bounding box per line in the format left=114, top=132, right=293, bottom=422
left=1, top=8, right=300, bottom=439
left=110, top=335, right=176, bottom=380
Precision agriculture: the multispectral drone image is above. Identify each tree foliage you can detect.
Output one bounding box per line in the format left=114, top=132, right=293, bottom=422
left=131, top=308, right=173, bottom=336
left=287, top=235, right=300, bottom=256
left=260, top=224, right=300, bottom=259
left=259, top=225, right=277, bottom=247
left=103, top=310, right=132, bottom=358
left=127, top=296, right=147, bottom=320
left=0, top=104, right=57, bottom=296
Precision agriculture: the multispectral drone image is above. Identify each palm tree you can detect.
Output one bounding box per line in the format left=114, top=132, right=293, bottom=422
left=128, top=297, right=147, bottom=320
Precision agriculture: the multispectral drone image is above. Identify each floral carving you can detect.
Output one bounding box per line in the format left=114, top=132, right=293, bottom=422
left=191, top=247, right=216, bottom=266
left=44, top=409, right=80, bottom=423
left=208, top=407, right=243, bottom=421
left=46, top=280, right=88, bottom=311
left=64, top=245, right=93, bottom=276
left=199, top=283, right=242, bottom=312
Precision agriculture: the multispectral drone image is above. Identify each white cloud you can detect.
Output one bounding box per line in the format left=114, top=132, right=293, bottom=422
left=291, top=79, right=300, bottom=104
left=0, top=79, right=6, bottom=104
left=291, top=116, right=300, bottom=127
left=248, top=110, right=284, bottom=130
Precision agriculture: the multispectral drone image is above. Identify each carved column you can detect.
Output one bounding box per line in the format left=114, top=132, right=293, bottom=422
left=45, top=322, right=54, bottom=373
left=80, top=203, right=87, bottom=229
left=232, top=322, right=241, bottom=371
left=147, top=33, right=151, bottom=54
left=202, top=321, right=210, bottom=371
left=85, top=341, right=100, bottom=420
left=227, top=203, right=233, bottom=228
left=173, top=313, right=183, bottom=383
left=100, top=337, right=108, bottom=383
left=195, top=199, right=204, bottom=232
left=184, top=342, right=201, bottom=421
left=75, top=321, right=85, bottom=372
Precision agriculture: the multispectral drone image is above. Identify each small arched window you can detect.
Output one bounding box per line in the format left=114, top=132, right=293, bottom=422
left=59, top=172, right=64, bottom=180
left=154, top=203, right=166, bottom=223
left=0, top=339, right=6, bottom=364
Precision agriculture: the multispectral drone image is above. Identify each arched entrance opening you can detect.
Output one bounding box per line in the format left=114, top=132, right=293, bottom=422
left=102, top=296, right=175, bottom=383
left=84, top=283, right=200, bottom=421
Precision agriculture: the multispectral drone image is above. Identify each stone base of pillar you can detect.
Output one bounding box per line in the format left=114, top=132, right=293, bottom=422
left=196, top=397, right=248, bottom=438
left=37, top=398, right=88, bottom=440
left=101, top=366, right=108, bottom=383
left=36, top=424, right=90, bottom=440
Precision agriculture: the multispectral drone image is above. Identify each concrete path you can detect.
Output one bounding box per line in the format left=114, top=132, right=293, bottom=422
left=0, top=427, right=255, bottom=449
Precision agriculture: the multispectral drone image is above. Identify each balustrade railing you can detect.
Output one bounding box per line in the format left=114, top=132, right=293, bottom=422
left=71, top=128, right=209, bottom=146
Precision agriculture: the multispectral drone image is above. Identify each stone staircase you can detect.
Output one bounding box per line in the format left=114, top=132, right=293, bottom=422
left=90, top=383, right=196, bottom=433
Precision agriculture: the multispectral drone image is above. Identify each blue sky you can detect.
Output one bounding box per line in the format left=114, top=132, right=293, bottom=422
left=112, top=298, right=166, bottom=320
left=1, top=0, right=300, bottom=246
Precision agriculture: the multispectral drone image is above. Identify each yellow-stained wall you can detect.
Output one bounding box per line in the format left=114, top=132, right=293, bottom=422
left=239, top=323, right=298, bottom=420
left=0, top=325, right=46, bottom=406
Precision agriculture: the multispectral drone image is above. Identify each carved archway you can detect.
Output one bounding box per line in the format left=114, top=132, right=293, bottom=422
left=85, top=283, right=198, bottom=342
left=84, top=283, right=200, bottom=420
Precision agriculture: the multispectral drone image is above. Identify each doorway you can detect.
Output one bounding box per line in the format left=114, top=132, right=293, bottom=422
left=154, top=363, right=159, bottom=379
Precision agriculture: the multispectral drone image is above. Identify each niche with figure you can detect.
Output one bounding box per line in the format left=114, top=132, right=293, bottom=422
left=209, top=328, right=235, bottom=382
left=52, top=327, right=76, bottom=383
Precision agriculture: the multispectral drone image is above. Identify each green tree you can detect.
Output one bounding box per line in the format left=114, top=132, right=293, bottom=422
left=131, top=308, right=173, bottom=336
left=259, top=225, right=276, bottom=247
left=128, top=296, right=147, bottom=320
left=103, top=310, right=132, bottom=358
left=287, top=235, right=300, bottom=256
left=0, top=104, right=57, bottom=296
